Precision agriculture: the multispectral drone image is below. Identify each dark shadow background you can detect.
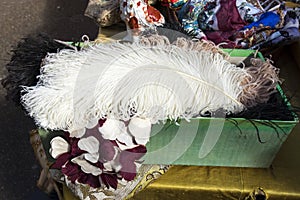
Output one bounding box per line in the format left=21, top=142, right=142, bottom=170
left=0, top=1, right=98, bottom=199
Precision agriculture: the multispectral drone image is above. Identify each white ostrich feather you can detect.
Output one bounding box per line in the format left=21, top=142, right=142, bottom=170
left=21, top=39, right=249, bottom=131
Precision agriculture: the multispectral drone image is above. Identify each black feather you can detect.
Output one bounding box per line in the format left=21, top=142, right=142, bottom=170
left=1, top=34, right=79, bottom=104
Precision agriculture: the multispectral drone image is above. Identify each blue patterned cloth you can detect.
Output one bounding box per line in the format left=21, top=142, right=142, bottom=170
left=242, top=12, right=281, bottom=30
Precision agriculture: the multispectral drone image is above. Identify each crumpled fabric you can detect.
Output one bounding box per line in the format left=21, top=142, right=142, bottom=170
left=252, top=10, right=300, bottom=50
left=231, top=10, right=284, bottom=48
left=166, top=0, right=300, bottom=49
left=85, top=0, right=299, bottom=49
left=241, top=12, right=281, bottom=30
left=119, top=0, right=165, bottom=31
left=174, top=0, right=261, bottom=39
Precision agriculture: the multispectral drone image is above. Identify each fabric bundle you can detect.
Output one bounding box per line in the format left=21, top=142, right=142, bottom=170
left=166, top=0, right=300, bottom=49
left=85, top=0, right=300, bottom=50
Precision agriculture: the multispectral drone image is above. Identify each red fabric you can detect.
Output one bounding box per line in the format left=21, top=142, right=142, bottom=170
left=204, top=0, right=246, bottom=47
left=216, top=0, right=246, bottom=31
left=205, top=31, right=238, bottom=48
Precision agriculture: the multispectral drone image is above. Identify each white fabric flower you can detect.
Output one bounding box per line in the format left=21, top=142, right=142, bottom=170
left=71, top=156, right=102, bottom=176
left=128, top=118, right=151, bottom=145
left=103, top=159, right=122, bottom=172
left=78, top=136, right=99, bottom=163
left=49, top=137, right=70, bottom=159
left=116, top=132, right=138, bottom=150
left=86, top=118, right=99, bottom=129
left=69, top=128, right=86, bottom=138
left=98, top=118, right=141, bottom=150
left=98, top=119, right=126, bottom=140
left=83, top=153, right=99, bottom=164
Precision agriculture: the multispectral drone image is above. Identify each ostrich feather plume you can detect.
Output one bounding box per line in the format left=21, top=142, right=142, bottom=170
left=21, top=36, right=279, bottom=131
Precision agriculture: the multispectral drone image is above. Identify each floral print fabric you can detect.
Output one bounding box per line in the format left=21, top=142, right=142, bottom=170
left=49, top=118, right=150, bottom=190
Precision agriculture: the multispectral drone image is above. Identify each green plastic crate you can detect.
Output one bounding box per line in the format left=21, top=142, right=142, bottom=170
left=142, top=49, right=299, bottom=168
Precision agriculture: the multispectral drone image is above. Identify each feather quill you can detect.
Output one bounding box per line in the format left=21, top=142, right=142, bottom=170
left=21, top=37, right=276, bottom=131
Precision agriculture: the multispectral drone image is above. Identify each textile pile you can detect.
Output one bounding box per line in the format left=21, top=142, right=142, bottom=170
left=86, top=0, right=300, bottom=50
